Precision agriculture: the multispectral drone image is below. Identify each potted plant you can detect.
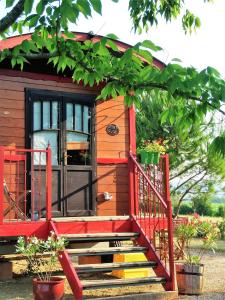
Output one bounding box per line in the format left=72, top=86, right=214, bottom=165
left=16, top=231, right=67, bottom=300
left=137, top=140, right=166, bottom=165
left=175, top=215, right=219, bottom=295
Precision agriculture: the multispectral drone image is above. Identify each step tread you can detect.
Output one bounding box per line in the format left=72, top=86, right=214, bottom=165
left=61, top=232, right=139, bottom=240
left=53, top=216, right=130, bottom=222
left=82, top=276, right=166, bottom=289
left=67, top=246, right=147, bottom=256
left=75, top=261, right=157, bottom=273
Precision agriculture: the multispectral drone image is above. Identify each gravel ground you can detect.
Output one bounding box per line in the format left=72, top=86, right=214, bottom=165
left=0, top=251, right=224, bottom=300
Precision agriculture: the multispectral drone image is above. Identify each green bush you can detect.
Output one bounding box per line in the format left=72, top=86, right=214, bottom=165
left=216, top=205, right=225, bottom=218
left=192, top=197, right=213, bottom=216
left=175, top=203, right=194, bottom=215
left=218, top=219, right=225, bottom=240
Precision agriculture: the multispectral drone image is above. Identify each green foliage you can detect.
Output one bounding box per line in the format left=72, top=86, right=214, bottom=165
left=137, top=140, right=166, bottom=154
left=136, top=92, right=225, bottom=217
left=218, top=219, right=225, bottom=240
left=192, top=194, right=214, bottom=217
left=174, top=203, right=194, bottom=215
left=128, top=0, right=208, bottom=33
left=0, top=0, right=225, bottom=156
left=16, top=231, right=67, bottom=281
left=216, top=205, right=225, bottom=218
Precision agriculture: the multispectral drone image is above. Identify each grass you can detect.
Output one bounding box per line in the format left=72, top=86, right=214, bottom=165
left=180, top=214, right=223, bottom=223
left=189, top=238, right=225, bottom=252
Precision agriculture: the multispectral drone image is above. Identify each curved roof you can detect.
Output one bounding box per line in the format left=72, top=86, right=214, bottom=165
left=0, top=32, right=165, bottom=69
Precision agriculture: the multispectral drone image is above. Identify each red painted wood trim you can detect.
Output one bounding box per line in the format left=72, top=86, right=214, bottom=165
left=49, top=221, right=83, bottom=300
left=96, top=158, right=128, bottom=164
left=0, top=69, right=74, bottom=83
left=0, top=221, right=49, bottom=237
left=129, top=105, right=136, bottom=154
left=0, top=147, right=4, bottom=225
left=46, top=147, right=52, bottom=221
left=4, top=154, right=26, bottom=161
left=164, top=154, right=175, bottom=291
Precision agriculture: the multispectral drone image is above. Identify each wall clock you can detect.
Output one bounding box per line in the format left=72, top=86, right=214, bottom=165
left=106, top=124, right=119, bottom=136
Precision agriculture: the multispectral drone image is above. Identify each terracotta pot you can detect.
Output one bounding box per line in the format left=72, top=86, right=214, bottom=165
left=33, top=277, right=64, bottom=300
left=176, top=263, right=204, bottom=295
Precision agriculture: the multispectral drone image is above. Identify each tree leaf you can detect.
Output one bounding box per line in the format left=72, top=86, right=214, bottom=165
left=36, top=0, right=45, bottom=15
left=89, top=0, right=102, bottom=14
left=106, top=33, right=118, bottom=40
left=6, top=0, right=15, bottom=8
left=24, top=0, right=34, bottom=15
left=141, top=40, right=162, bottom=52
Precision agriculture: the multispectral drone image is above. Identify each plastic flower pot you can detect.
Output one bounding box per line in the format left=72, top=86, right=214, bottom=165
left=140, top=151, right=160, bottom=165
left=33, top=277, right=64, bottom=300
left=140, top=150, right=149, bottom=164
left=150, top=152, right=160, bottom=165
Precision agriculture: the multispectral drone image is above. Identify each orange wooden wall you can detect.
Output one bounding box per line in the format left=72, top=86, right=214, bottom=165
left=0, top=72, right=130, bottom=216
left=96, top=97, right=129, bottom=215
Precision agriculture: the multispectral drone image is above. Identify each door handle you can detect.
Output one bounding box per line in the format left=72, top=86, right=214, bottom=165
left=64, top=151, right=72, bottom=165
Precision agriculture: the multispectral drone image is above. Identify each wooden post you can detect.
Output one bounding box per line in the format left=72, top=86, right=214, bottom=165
left=129, top=155, right=135, bottom=215
left=129, top=106, right=137, bottom=216
left=129, top=105, right=136, bottom=154
left=46, top=146, right=52, bottom=221
left=0, top=147, right=4, bottom=224
left=164, top=154, right=175, bottom=290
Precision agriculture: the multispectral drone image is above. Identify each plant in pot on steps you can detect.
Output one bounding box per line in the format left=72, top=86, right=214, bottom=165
left=16, top=231, right=67, bottom=300
left=137, top=140, right=166, bottom=165
left=175, top=215, right=220, bottom=295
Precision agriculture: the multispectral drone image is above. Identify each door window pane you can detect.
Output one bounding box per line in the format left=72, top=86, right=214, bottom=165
left=33, top=131, right=58, bottom=165
left=66, top=103, right=73, bottom=130
left=75, top=104, right=82, bottom=131
left=33, top=101, right=41, bottom=131
left=43, top=101, right=50, bottom=129
left=67, top=132, right=88, bottom=142
left=52, top=101, right=58, bottom=129
left=83, top=106, right=90, bottom=133
left=66, top=132, right=90, bottom=165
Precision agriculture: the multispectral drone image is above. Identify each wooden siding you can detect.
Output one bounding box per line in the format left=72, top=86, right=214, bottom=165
left=96, top=164, right=129, bottom=216
left=0, top=72, right=130, bottom=216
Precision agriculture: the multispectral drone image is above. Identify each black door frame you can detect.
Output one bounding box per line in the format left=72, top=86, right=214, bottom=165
left=25, top=88, right=97, bottom=217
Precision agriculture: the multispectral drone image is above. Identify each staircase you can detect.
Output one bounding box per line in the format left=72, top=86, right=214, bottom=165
left=49, top=213, right=175, bottom=300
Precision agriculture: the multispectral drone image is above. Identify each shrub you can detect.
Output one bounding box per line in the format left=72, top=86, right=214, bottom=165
left=216, top=205, right=225, bottom=218
left=175, top=215, right=220, bottom=264
left=192, top=197, right=213, bottom=216
left=174, top=203, right=194, bottom=215
left=218, top=219, right=225, bottom=240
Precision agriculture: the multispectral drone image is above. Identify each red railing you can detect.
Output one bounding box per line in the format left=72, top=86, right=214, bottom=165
left=0, top=146, right=52, bottom=224
left=129, top=152, right=175, bottom=288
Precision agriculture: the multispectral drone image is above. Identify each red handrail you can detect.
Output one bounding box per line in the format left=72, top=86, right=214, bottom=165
left=0, top=146, right=52, bottom=223
left=129, top=152, right=175, bottom=290
left=130, top=153, right=167, bottom=209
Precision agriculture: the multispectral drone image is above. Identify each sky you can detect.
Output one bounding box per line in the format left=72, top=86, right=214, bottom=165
left=72, top=0, right=225, bottom=77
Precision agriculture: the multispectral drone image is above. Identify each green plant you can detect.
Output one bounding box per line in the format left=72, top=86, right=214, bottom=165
left=218, top=219, right=225, bottom=240
left=16, top=232, right=67, bottom=281
left=216, top=205, right=225, bottom=218
left=138, top=140, right=166, bottom=154
left=175, top=215, right=220, bottom=265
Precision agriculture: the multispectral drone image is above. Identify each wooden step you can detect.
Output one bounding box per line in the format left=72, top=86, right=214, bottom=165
left=61, top=232, right=139, bottom=242
left=82, top=276, right=166, bottom=290
left=67, top=246, right=147, bottom=256
left=53, top=216, right=130, bottom=222
left=75, top=261, right=157, bottom=273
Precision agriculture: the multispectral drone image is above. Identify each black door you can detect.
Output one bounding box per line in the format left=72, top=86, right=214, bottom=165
left=26, top=89, right=96, bottom=217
